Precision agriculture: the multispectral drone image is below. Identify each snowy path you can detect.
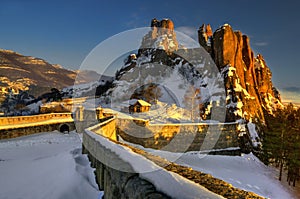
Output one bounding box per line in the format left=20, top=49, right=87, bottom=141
left=121, top=140, right=295, bottom=199
left=147, top=150, right=295, bottom=199
left=0, top=131, right=101, bottom=199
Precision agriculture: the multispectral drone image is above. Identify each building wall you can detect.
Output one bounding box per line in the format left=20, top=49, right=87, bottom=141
left=117, top=119, right=240, bottom=153
left=129, top=105, right=150, bottom=113
left=73, top=108, right=99, bottom=133
left=40, top=105, right=69, bottom=114
left=0, top=113, right=75, bottom=139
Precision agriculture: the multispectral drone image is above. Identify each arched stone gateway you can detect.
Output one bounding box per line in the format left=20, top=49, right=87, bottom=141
left=59, top=124, right=70, bottom=133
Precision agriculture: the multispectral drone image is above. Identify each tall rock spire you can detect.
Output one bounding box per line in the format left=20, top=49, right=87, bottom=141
left=139, top=18, right=178, bottom=56
left=198, top=24, right=213, bottom=54
left=199, top=23, right=282, bottom=121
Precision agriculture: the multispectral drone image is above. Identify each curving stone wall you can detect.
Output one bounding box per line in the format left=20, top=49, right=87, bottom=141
left=83, top=120, right=170, bottom=199
left=83, top=120, right=226, bottom=199
left=83, top=116, right=256, bottom=198
left=86, top=116, right=117, bottom=140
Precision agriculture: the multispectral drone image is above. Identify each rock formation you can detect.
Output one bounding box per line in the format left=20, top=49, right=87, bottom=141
left=198, top=24, right=213, bottom=54
left=198, top=24, right=282, bottom=121
left=139, top=18, right=178, bottom=55
left=111, top=19, right=282, bottom=123
left=111, top=18, right=224, bottom=123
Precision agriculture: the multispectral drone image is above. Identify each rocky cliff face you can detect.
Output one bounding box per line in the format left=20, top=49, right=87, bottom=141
left=110, top=18, right=224, bottom=122
left=199, top=24, right=282, bottom=121
left=198, top=24, right=213, bottom=54
left=139, top=18, right=178, bottom=55
left=116, top=18, right=179, bottom=81
left=108, top=19, right=281, bottom=123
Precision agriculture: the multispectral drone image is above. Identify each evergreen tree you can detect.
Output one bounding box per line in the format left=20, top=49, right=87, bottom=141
left=262, top=103, right=300, bottom=186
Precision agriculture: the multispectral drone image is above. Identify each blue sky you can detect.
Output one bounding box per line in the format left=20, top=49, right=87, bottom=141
left=1, top=0, right=300, bottom=102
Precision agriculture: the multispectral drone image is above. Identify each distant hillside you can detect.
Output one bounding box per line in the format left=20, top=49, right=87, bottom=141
left=0, top=49, right=103, bottom=101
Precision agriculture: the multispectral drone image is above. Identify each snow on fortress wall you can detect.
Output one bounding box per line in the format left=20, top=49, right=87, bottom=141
left=82, top=116, right=250, bottom=198
left=83, top=117, right=171, bottom=198
left=83, top=117, right=224, bottom=199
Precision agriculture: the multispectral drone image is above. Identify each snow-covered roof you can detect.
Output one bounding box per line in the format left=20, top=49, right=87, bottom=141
left=137, top=100, right=151, bottom=107
left=129, top=99, right=151, bottom=107
left=128, top=99, right=138, bottom=105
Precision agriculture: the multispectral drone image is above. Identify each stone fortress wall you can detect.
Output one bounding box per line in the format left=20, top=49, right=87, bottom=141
left=117, top=118, right=243, bottom=154
left=0, top=113, right=75, bottom=139
left=83, top=116, right=171, bottom=198
left=83, top=115, right=259, bottom=199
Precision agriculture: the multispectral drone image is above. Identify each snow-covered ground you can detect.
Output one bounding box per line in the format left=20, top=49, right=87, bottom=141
left=0, top=131, right=102, bottom=199
left=130, top=145, right=295, bottom=199
left=0, top=129, right=295, bottom=199
left=108, top=101, right=201, bottom=123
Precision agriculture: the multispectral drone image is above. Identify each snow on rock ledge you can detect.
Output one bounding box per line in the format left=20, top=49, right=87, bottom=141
left=246, top=122, right=262, bottom=148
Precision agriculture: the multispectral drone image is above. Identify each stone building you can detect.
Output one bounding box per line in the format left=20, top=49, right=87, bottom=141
left=129, top=99, right=151, bottom=113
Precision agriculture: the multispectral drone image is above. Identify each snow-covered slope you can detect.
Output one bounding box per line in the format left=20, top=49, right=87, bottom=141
left=0, top=131, right=101, bottom=199
left=63, top=81, right=105, bottom=98
left=63, top=75, right=114, bottom=98
left=109, top=39, right=225, bottom=122
left=173, top=153, right=293, bottom=199
left=111, top=101, right=193, bottom=123
left=123, top=142, right=294, bottom=199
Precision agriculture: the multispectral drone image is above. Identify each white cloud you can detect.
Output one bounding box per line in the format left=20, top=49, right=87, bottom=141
left=254, top=42, right=268, bottom=46
left=278, top=89, right=300, bottom=106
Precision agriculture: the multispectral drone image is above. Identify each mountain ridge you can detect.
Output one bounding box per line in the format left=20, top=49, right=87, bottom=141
left=0, top=49, right=105, bottom=102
